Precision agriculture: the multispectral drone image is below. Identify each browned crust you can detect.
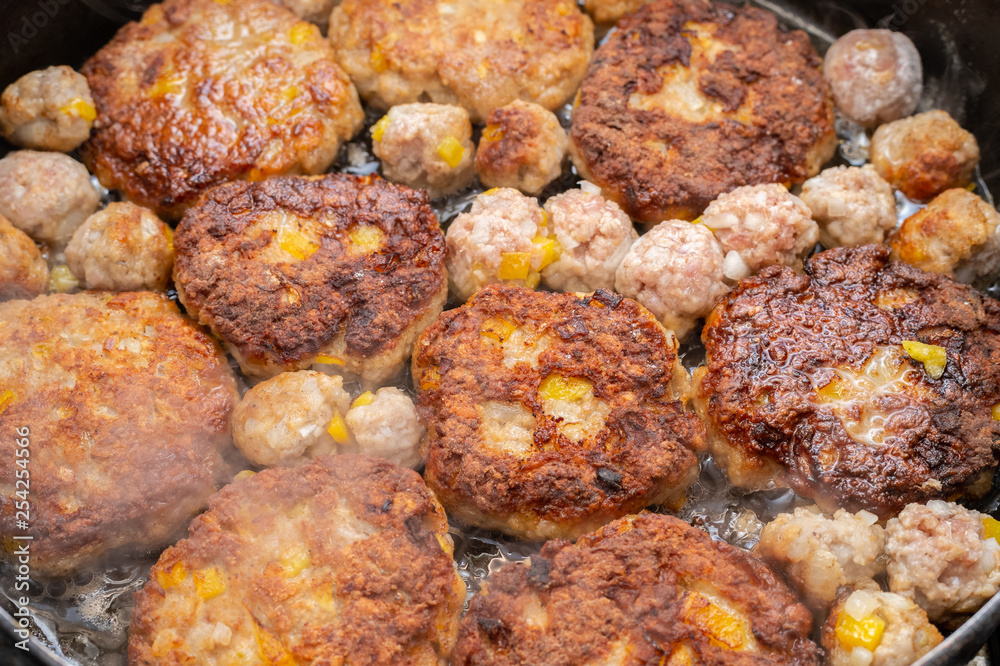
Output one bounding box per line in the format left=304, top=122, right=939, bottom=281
left=412, top=284, right=706, bottom=538
left=696, top=244, right=1000, bottom=516
left=452, top=513, right=820, bottom=665
left=128, top=455, right=465, bottom=665
left=569, top=0, right=836, bottom=223
left=475, top=103, right=561, bottom=183
left=173, top=173, right=447, bottom=371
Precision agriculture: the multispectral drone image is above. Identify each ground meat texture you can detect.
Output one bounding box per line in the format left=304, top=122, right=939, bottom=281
left=371, top=103, right=476, bottom=199
left=889, top=188, right=1000, bottom=286
left=445, top=187, right=550, bottom=301
left=0, top=150, right=99, bottom=247
left=701, top=184, right=819, bottom=276
left=232, top=370, right=352, bottom=467
left=885, top=500, right=1000, bottom=625
left=452, top=513, right=821, bottom=666
left=823, top=30, right=922, bottom=128
left=756, top=506, right=885, bottom=611
left=328, top=0, right=593, bottom=124
left=173, top=174, right=447, bottom=386
left=345, top=387, right=426, bottom=469
left=694, top=244, right=1000, bottom=518
left=80, top=0, right=363, bottom=220
left=271, top=0, right=338, bottom=32
left=412, top=284, right=706, bottom=540
left=128, top=456, right=467, bottom=665
left=570, top=0, right=836, bottom=224
left=0, top=213, right=48, bottom=301
left=476, top=100, right=568, bottom=196
left=614, top=219, right=728, bottom=341
left=540, top=186, right=637, bottom=293
left=64, top=202, right=174, bottom=291
left=800, top=165, right=897, bottom=249
left=0, top=292, right=240, bottom=577
left=870, top=110, right=980, bottom=202
left=0, top=66, right=95, bottom=152
left=821, top=590, right=942, bottom=666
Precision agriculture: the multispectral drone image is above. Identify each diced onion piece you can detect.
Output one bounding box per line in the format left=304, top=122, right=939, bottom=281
left=193, top=567, right=226, bottom=599
left=722, top=251, right=750, bottom=281
left=845, top=591, right=879, bottom=620
left=482, top=124, right=504, bottom=142
left=278, top=227, right=319, bottom=261
left=901, top=340, right=946, bottom=379
left=539, top=374, right=593, bottom=402
left=370, top=115, right=390, bottom=142
left=327, top=410, right=351, bottom=445
left=578, top=180, right=602, bottom=196
left=210, top=623, right=232, bottom=647
left=499, top=252, right=532, bottom=280
left=314, top=354, right=344, bottom=366
left=856, top=510, right=879, bottom=526
left=835, top=612, right=886, bottom=652
left=156, top=562, right=187, bottom=590
left=983, top=515, right=1000, bottom=542
left=436, top=136, right=465, bottom=168
left=0, top=389, right=14, bottom=417
left=480, top=317, right=516, bottom=344
left=351, top=391, right=375, bottom=408
left=60, top=97, right=96, bottom=122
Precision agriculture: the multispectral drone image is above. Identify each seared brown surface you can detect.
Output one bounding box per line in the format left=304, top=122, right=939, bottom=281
left=412, top=284, right=706, bottom=540
left=0, top=292, right=240, bottom=577
left=173, top=174, right=447, bottom=380
left=695, top=245, right=1000, bottom=517
left=453, top=513, right=820, bottom=666
left=569, top=0, right=836, bottom=223
left=128, top=455, right=466, bottom=665
left=81, top=0, right=363, bottom=219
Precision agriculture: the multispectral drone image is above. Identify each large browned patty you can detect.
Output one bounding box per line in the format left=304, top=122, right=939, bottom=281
left=0, top=292, right=240, bottom=578
left=694, top=244, right=1000, bottom=517
left=128, top=455, right=466, bottom=665
left=80, top=0, right=363, bottom=219
left=173, top=173, right=448, bottom=384
left=452, top=513, right=821, bottom=666
left=569, top=0, right=836, bottom=224
left=412, top=284, right=706, bottom=541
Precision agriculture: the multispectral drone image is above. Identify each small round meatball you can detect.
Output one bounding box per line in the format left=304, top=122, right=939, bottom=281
left=475, top=100, right=568, bottom=196
left=0, top=66, right=95, bottom=152
left=0, top=151, right=100, bottom=247
left=65, top=202, right=175, bottom=291
left=888, top=188, right=1000, bottom=285
left=344, top=387, right=425, bottom=469
left=445, top=187, right=549, bottom=301
left=614, top=219, right=729, bottom=340
left=756, top=506, right=886, bottom=610
left=540, top=184, right=637, bottom=293
left=823, top=30, right=922, bottom=128
left=701, top=184, right=819, bottom=275
left=885, top=500, right=1000, bottom=624
left=232, top=370, right=352, bottom=467
left=821, top=590, right=943, bottom=666
left=871, top=110, right=980, bottom=201
left=0, top=213, right=48, bottom=301
left=371, top=103, right=476, bottom=199
left=800, top=165, right=897, bottom=248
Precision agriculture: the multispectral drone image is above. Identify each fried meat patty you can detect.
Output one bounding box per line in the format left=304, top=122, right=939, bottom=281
left=694, top=245, right=1000, bottom=517
left=173, top=174, right=447, bottom=384
left=412, top=284, right=706, bottom=540
left=128, top=455, right=466, bottom=665
left=569, top=0, right=837, bottom=223
left=0, top=292, right=240, bottom=577
left=452, top=513, right=821, bottom=666
left=81, top=0, right=363, bottom=219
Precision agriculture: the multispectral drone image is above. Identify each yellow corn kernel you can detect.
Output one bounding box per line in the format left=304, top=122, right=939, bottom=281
left=435, top=533, right=453, bottom=555
left=992, top=404, right=1000, bottom=421
left=150, top=72, right=185, bottom=97
left=352, top=391, right=375, bottom=408
left=314, top=354, right=344, bottom=366
left=61, top=97, right=96, bottom=122
left=371, top=42, right=388, bottom=72
left=49, top=265, right=78, bottom=293
left=280, top=86, right=299, bottom=104
left=665, top=643, right=695, bottom=666
left=289, top=22, right=313, bottom=45
left=532, top=235, right=561, bottom=270
left=156, top=562, right=187, bottom=590
left=280, top=545, right=311, bottom=577
left=691, top=216, right=703, bottom=225
left=983, top=515, right=1000, bottom=542
left=498, top=252, right=532, bottom=280
left=436, top=136, right=465, bottom=168
left=234, top=470, right=256, bottom=481
left=901, top=340, right=946, bottom=379
left=967, top=182, right=978, bottom=192
left=481, top=187, right=501, bottom=197
left=0, top=389, right=14, bottom=417
left=482, top=124, right=504, bottom=142
left=539, top=209, right=548, bottom=227
left=816, top=375, right=846, bottom=401
left=254, top=622, right=296, bottom=666
left=348, top=225, right=384, bottom=254
left=480, top=317, right=516, bottom=344
left=835, top=612, right=886, bottom=652
left=477, top=61, right=489, bottom=79
left=682, top=592, right=749, bottom=650
left=327, top=410, right=351, bottom=445
left=370, top=115, right=390, bottom=142
left=193, top=567, right=226, bottom=599
left=525, top=271, right=541, bottom=289
left=556, top=1, right=572, bottom=15
left=163, top=225, right=174, bottom=253
left=278, top=227, right=319, bottom=261
left=538, top=375, right=593, bottom=402
left=248, top=167, right=266, bottom=182
left=420, top=367, right=442, bottom=391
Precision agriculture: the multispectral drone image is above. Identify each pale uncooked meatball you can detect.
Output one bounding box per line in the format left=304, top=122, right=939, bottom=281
left=0, top=213, right=48, bottom=301
left=888, top=188, right=1000, bottom=285
left=540, top=184, right=637, bottom=293
left=800, top=165, right=897, bottom=248
left=0, top=151, right=100, bottom=247
left=756, top=505, right=886, bottom=610
left=371, top=103, right=476, bottom=199
left=232, top=370, right=352, bottom=467
left=344, top=387, right=425, bottom=469
left=65, top=202, right=175, bottom=291
left=0, top=66, right=95, bottom=152
left=701, top=184, right=819, bottom=275
left=823, top=30, right=922, bottom=128
left=475, top=100, right=568, bottom=196
left=871, top=110, right=980, bottom=201
left=271, top=0, right=338, bottom=31
left=821, top=590, right=942, bottom=666
left=886, top=500, right=1000, bottom=624
left=445, top=187, right=549, bottom=301
left=614, top=219, right=729, bottom=340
